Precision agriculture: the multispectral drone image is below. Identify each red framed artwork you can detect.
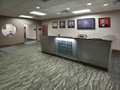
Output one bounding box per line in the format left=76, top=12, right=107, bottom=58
left=99, top=17, right=110, bottom=28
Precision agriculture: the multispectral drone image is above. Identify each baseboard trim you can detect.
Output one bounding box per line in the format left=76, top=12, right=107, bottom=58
left=26, top=38, right=36, bottom=40
left=37, top=40, right=40, bottom=42
left=0, top=42, right=24, bottom=47
left=42, top=51, right=108, bottom=71
left=112, top=49, right=120, bottom=52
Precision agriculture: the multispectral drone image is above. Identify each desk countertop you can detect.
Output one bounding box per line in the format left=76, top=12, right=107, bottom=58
left=40, top=35, right=112, bottom=42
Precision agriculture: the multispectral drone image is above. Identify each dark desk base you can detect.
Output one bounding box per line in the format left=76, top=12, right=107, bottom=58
left=42, top=51, right=108, bottom=71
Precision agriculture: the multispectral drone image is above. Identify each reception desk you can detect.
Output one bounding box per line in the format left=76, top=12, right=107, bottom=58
left=40, top=36, right=112, bottom=71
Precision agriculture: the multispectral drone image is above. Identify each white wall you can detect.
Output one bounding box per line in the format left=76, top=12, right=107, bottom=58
left=26, top=24, right=36, bottom=39
left=42, top=10, right=120, bottom=50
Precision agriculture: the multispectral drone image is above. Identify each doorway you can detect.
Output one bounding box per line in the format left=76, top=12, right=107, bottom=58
left=42, top=25, right=48, bottom=36
left=24, top=24, right=37, bottom=43
left=24, top=26, right=26, bottom=38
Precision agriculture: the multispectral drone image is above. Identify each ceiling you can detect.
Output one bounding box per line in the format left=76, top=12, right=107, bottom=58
left=0, top=0, right=120, bottom=20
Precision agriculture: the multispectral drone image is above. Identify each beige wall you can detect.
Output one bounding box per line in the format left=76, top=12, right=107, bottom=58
left=42, top=10, right=120, bottom=50
left=0, top=16, right=42, bottom=46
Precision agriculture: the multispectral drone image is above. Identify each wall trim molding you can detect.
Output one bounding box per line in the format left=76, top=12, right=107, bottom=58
left=112, top=49, right=120, bottom=52
left=0, top=42, right=24, bottom=47
left=37, top=40, right=40, bottom=42
left=26, top=38, right=36, bottom=40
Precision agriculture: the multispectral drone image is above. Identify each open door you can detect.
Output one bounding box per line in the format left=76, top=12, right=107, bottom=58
left=42, top=25, right=48, bottom=36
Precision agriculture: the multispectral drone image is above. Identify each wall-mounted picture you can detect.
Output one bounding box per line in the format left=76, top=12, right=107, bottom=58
left=52, top=22, right=58, bottom=28
left=68, top=20, right=75, bottom=28
left=99, top=17, right=110, bottom=28
left=59, top=21, right=65, bottom=28
left=77, top=18, right=95, bottom=29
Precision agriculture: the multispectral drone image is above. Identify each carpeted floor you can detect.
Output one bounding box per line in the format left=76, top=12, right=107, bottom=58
left=0, top=41, right=120, bottom=90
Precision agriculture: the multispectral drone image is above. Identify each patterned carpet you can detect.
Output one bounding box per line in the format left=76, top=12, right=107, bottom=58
left=0, top=41, right=120, bottom=90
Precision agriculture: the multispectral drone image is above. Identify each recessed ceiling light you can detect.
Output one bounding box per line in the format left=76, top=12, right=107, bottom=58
left=103, top=4, right=108, bottom=6
left=66, top=8, right=70, bottom=10
left=24, top=25, right=27, bottom=26
left=72, top=9, right=91, bottom=14
left=30, top=11, right=46, bottom=16
left=57, top=12, right=60, bottom=14
left=19, top=15, right=34, bottom=18
left=87, top=3, right=92, bottom=6
left=36, top=7, right=40, bottom=9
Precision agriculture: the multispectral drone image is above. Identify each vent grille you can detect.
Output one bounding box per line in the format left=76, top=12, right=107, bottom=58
left=114, top=0, right=120, bottom=4
left=61, top=10, right=70, bottom=13
left=40, top=0, right=50, bottom=2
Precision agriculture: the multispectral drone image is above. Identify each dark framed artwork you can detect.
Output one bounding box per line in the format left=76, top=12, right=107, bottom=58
left=68, top=20, right=75, bottom=28
left=99, top=17, right=110, bottom=28
left=52, top=22, right=58, bottom=29
left=77, top=18, right=95, bottom=29
left=59, top=21, right=65, bottom=28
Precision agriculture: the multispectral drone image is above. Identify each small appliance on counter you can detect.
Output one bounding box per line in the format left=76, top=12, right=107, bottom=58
left=58, top=34, right=60, bottom=37
left=77, top=34, right=87, bottom=38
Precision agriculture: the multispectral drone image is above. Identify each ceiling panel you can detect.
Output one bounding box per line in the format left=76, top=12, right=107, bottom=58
left=65, top=1, right=81, bottom=6
left=98, top=2, right=113, bottom=10
left=0, top=0, right=120, bottom=20
left=76, top=0, right=96, bottom=4
left=15, top=3, right=35, bottom=9
left=113, top=3, right=120, bottom=10
left=25, top=0, right=44, bottom=5
left=95, top=0, right=113, bottom=4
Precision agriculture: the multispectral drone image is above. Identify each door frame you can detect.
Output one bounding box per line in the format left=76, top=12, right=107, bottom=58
left=24, top=24, right=37, bottom=41
left=35, top=25, right=37, bottom=40
left=24, top=26, right=26, bottom=38
left=42, top=24, right=48, bottom=36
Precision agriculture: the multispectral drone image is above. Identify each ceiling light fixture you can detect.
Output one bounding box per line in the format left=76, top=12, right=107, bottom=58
left=24, top=25, right=27, bottom=26
left=30, top=11, right=46, bottom=16
left=19, top=15, right=34, bottom=18
left=87, top=3, right=92, bottom=5
left=36, top=7, right=40, bottom=9
left=72, top=9, right=91, bottom=14
left=66, top=8, right=70, bottom=10
left=103, top=4, right=108, bottom=6
left=57, top=12, right=60, bottom=14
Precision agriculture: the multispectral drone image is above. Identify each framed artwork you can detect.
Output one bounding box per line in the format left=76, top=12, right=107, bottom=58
left=99, top=17, right=110, bottom=28
left=68, top=20, right=75, bottom=28
left=59, top=21, right=65, bottom=28
left=77, top=18, right=95, bottom=29
left=52, top=22, right=58, bottom=29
